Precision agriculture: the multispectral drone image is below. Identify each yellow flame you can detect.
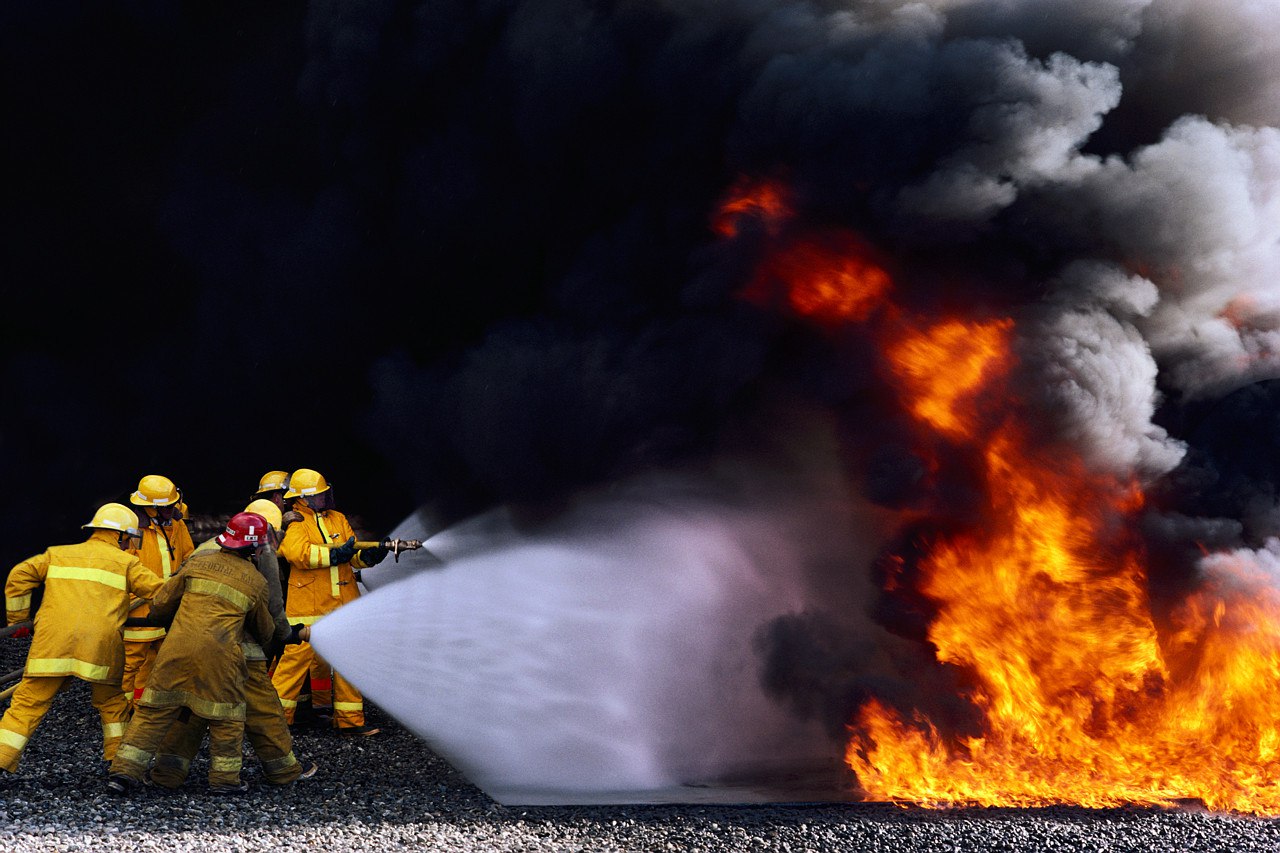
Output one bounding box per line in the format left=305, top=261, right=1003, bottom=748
left=850, top=319, right=1280, bottom=815
left=888, top=319, right=1014, bottom=437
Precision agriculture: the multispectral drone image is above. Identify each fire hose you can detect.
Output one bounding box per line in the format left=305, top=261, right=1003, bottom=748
left=0, top=621, right=32, bottom=641
left=0, top=633, right=31, bottom=702
left=325, top=538, right=424, bottom=563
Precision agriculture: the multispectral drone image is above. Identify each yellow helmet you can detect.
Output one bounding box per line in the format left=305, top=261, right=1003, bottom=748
left=83, top=503, right=141, bottom=535
left=255, top=471, right=290, bottom=495
left=130, top=474, right=180, bottom=507
left=284, top=468, right=330, bottom=499
left=243, top=498, right=283, bottom=530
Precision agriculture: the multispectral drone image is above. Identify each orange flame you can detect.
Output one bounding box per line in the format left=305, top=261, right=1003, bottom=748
left=767, top=238, right=892, bottom=324
left=888, top=318, right=1014, bottom=437
left=716, top=176, right=892, bottom=324
left=714, top=177, right=792, bottom=238
left=849, top=318, right=1280, bottom=815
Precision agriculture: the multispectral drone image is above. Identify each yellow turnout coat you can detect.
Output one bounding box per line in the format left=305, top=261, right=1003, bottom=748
left=4, top=531, right=164, bottom=685
left=279, top=504, right=375, bottom=621
left=139, top=549, right=276, bottom=721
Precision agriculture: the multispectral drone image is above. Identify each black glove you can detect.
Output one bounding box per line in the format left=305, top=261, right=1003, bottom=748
left=286, top=623, right=308, bottom=644
left=328, top=536, right=356, bottom=565
left=358, top=546, right=389, bottom=566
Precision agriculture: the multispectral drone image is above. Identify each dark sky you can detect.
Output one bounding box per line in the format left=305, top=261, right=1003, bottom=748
left=1, top=3, right=409, bottom=566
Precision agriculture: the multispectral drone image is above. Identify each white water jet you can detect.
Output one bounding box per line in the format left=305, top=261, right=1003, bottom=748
left=313, top=468, right=896, bottom=804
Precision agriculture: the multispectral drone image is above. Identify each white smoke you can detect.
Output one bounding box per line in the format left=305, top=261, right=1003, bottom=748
left=1068, top=117, right=1280, bottom=400
left=897, top=45, right=1122, bottom=227
left=1022, top=261, right=1186, bottom=479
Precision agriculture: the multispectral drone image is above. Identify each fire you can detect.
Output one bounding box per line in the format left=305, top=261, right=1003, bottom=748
left=715, top=178, right=891, bottom=324
left=888, top=318, right=1013, bottom=437
left=851, top=325, right=1280, bottom=815
left=766, top=236, right=891, bottom=324
left=714, top=177, right=792, bottom=238
left=714, top=175, right=1280, bottom=814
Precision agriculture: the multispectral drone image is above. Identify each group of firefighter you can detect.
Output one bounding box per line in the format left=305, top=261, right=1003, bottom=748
left=0, top=468, right=390, bottom=794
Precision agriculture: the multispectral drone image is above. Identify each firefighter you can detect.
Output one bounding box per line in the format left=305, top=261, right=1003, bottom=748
left=252, top=470, right=302, bottom=533
left=107, top=511, right=281, bottom=794
left=253, top=471, right=290, bottom=509
left=271, top=468, right=385, bottom=736
left=0, top=503, right=163, bottom=775
left=147, top=498, right=317, bottom=787
left=248, top=471, right=319, bottom=722
left=121, top=474, right=195, bottom=712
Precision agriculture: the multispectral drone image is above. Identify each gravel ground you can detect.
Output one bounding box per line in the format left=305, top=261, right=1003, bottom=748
left=2, top=638, right=1278, bottom=852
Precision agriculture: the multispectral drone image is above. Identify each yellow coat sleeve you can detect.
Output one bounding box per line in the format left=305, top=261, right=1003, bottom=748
left=126, top=555, right=165, bottom=601
left=5, top=551, right=50, bottom=624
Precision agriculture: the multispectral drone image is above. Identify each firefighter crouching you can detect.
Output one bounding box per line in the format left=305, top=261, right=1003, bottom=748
left=107, top=511, right=282, bottom=794
left=271, top=468, right=386, bottom=736
left=147, top=499, right=317, bottom=787
left=1, top=504, right=163, bottom=775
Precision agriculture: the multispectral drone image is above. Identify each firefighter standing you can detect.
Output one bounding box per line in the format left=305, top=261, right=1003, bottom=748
left=147, top=498, right=317, bottom=787
left=0, top=504, right=163, bottom=775
left=270, top=468, right=385, bottom=736
left=121, top=474, right=195, bottom=711
left=107, top=511, right=279, bottom=794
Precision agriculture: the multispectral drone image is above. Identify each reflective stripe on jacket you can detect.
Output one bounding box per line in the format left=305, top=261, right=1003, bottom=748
left=278, top=505, right=365, bottom=619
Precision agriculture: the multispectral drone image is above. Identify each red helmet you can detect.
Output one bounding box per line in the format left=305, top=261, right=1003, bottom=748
left=217, top=511, right=270, bottom=549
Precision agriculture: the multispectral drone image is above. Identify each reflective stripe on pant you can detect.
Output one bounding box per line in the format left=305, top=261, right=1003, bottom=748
left=0, top=675, right=130, bottom=772
left=271, top=641, right=364, bottom=728
left=310, top=657, right=333, bottom=710
left=112, top=704, right=246, bottom=788
left=152, top=661, right=301, bottom=787
left=121, top=639, right=161, bottom=703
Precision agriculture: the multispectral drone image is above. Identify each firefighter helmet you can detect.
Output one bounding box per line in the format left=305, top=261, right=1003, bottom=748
left=284, top=468, right=330, bottom=498
left=130, top=475, right=180, bottom=507
left=217, top=512, right=270, bottom=549
left=83, top=503, right=141, bottom=535
left=243, top=498, right=283, bottom=530
left=255, top=471, right=290, bottom=495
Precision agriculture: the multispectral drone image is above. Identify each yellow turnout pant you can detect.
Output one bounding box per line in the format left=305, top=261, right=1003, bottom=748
left=121, top=639, right=161, bottom=705
left=0, top=675, right=129, bottom=773
left=149, top=660, right=303, bottom=787
left=271, top=641, right=365, bottom=728
left=111, top=704, right=245, bottom=788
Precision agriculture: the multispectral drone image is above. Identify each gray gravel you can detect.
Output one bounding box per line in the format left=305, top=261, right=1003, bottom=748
left=2, top=639, right=1277, bottom=851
